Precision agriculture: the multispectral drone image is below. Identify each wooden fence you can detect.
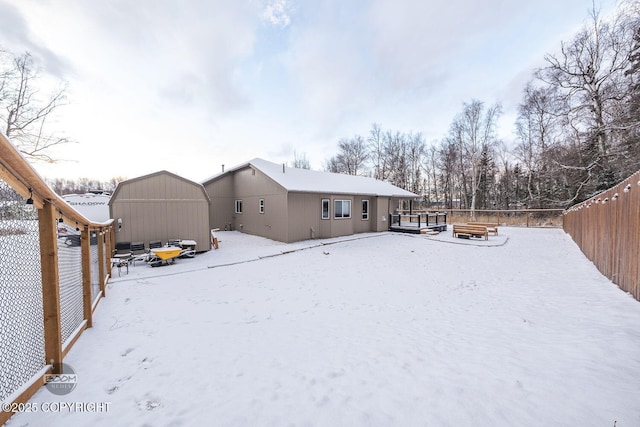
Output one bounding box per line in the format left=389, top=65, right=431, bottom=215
left=563, top=170, right=640, bottom=301
left=398, top=208, right=565, bottom=228
left=0, top=133, right=115, bottom=425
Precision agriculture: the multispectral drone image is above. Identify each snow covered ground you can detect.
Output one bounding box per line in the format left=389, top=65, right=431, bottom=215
left=7, top=228, right=640, bottom=427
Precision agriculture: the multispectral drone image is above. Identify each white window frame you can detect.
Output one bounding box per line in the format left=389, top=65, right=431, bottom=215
left=321, top=199, right=330, bottom=220
left=259, top=198, right=265, bottom=214
left=334, top=199, right=351, bottom=219
left=362, top=199, right=369, bottom=220
left=235, top=199, right=243, bottom=214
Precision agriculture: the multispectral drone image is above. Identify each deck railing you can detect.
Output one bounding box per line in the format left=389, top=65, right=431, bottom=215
left=0, top=132, right=114, bottom=425
left=390, top=212, right=448, bottom=228
left=563, top=170, right=640, bottom=302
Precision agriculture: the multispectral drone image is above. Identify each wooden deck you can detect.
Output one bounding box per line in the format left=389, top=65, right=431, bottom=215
left=389, top=213, right=448, bottom=234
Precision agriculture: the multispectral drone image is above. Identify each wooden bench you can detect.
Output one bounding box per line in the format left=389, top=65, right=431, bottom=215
left=452, top=224, right=489, bottom=240
left=467, top=222, right=499, bottom=235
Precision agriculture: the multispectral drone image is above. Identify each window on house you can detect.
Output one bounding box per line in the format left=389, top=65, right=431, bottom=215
left=259, top=198, right=265, bottom=214
left=362, top=199, right=369, bottom=220
left=321, top=199, right=330, bottom=220
left=334, top=200, right=351, bottom=219
left=235, top=200, right=243, bottom=214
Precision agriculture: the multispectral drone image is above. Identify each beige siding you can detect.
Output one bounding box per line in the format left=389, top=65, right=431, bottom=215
left=205, top=165, right=289, bottom=241
left=287, top=193, right=324, bottom=242
left=353, top=196, right=374, bottom=234
left=375, top=196, right=391, bottom=232
left=233, top=167, right=288, bottom=241
left=203, top=164, right=412, bottom=243
left=287, top=193, right=360, bottom=242
left=110, top=172, right=211, bottom=252
left=204, top=174, right=235, bottom=231
left=329, top=195, right=355, bottom=238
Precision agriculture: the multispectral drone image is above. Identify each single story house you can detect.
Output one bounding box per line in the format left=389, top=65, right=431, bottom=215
left=109, top=170, right=211, bottom=252
left=202, top=158, right=418, bottom=243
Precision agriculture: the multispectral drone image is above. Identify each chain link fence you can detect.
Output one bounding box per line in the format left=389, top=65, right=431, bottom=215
left=90, top=237, right=101, bottom=304
left=57, top=230, right=84, bottom=345
left=0, top=179, right=46, bottom=402
left=1, top=134, right=114, bottom=424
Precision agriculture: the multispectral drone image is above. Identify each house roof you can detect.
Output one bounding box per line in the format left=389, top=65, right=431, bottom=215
left=202, top=158, right=418, bottom=198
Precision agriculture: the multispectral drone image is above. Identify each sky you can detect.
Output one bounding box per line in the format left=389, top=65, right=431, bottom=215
left=0, top=0, right=620, bottom=183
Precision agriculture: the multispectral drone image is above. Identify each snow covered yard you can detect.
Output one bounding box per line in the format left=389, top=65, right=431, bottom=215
left=8, top=228, right=640, bottom=427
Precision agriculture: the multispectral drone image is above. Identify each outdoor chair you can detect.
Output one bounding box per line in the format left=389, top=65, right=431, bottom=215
left=113, top=242, right=132, bottom=258
left=130, top=242, right=148, bottom=265
left=147, top=241, right=163, bottom=264
left=111, top=242, right=132, bottom=277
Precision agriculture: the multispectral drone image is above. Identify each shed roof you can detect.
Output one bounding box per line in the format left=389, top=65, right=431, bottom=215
left=110, top=170, right=211, bottom=204
left=203, top=158, right=418, bottom=198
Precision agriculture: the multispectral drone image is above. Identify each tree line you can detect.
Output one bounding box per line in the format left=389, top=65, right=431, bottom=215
left=324, top=1, right=640, bottom=210
left=45, top=177, right=124, bottom=195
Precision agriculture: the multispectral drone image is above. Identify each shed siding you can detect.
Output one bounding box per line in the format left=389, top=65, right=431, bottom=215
left=110, top=172, right=210, bottom=252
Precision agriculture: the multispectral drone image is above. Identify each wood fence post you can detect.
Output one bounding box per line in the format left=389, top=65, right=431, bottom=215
left=81, top=227, right=93, bottom=328
left=38, top=201, right=63, bottom=375
left=98, top=230, right=107, bottom=297
left=100, top=231, right=111, bottom=298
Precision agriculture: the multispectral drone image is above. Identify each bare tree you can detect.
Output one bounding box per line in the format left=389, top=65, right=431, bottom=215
left=618, top=0, right=640, bottom=172
left=328, top=136, right=369, bottom=176
left=437, top=139, right=458, bottom=209
left=367, top=123, right=388, bottom=180
left=535, top=5, right=634, bottom=189
left=448, top=100, right=501, bottom=211
left=291, top=150, right=310, bottom=169
left=423, top=144, right=439, bottom=206
left=514, top=83, right=564, bottom=207
left=406, top=132, right=426, bottom=195
left=0, top=51, right=71, bottom=162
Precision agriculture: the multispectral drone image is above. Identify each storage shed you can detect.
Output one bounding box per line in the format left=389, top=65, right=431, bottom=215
left=202, top=158, right=417, bottom=243
left=109, top=171, right=211, bottom=252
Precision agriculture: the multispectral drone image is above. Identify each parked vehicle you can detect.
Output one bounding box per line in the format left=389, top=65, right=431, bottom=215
left=58, top=191, right=111, bottom=246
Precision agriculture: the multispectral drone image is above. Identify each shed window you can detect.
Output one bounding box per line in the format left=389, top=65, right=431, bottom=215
left=334, top=200, right=351, bottom=219
left=321, top=199, right=330, bottom=220
left=259, top=198, right=265, bottom=214
left=235, top=200, right=243, bottom=214
left=362, top=199, right=369, bottom=220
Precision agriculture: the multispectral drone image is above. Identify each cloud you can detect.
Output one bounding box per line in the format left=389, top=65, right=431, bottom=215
left=0, top=0, right=70, bottom=77
left=262, top=0, right=292, bottom=28
left=66, top=0, right=261, bottom=113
